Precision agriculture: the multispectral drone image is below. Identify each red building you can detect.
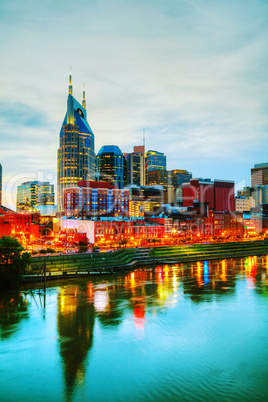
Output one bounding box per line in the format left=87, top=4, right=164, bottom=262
left=94, top=219, right=166, bottom=242
left=95, top=220, right=134, bottom=241
left=134, top=224, right=164, bottom=239
left=0, top=206, right=39, bottom=239
left=182, top=178, right=235, bottom=212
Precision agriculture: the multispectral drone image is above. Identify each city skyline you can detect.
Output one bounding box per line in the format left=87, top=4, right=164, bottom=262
left=1, top=0, right=268, bottom=208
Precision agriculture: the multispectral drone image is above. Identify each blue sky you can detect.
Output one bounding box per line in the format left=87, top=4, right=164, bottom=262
left=1, top=0, right=268, bottom=208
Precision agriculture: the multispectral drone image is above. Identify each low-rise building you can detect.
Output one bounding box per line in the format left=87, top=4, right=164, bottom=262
left=235, top=196, right=255, bottom=212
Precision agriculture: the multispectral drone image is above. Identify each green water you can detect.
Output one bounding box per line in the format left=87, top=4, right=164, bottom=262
left=1, top=256, right=268, bottom=401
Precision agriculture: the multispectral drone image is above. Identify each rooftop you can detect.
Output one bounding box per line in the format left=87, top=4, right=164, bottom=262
left=97, top=145, right=123, bottom=156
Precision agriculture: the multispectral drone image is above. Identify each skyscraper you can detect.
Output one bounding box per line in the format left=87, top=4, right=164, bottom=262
left=96, top=145, right=124, bottom=189
left=145, top=150, right=166, bottom=184
left=126, top=146, right=145, bottom=187
left=0, top=164, right=2, bottom=205
left=57, top=71, right=95, bottom=212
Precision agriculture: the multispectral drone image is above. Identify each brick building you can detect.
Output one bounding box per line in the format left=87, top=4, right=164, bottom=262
left=182, top=178, right=235, bottom=212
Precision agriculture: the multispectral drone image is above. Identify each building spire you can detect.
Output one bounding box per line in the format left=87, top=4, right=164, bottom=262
left=82, top=83, right=86, bottom=109
left=69, top=67, right=73, bottom=95
left=67, top=67, right=74, bottom=124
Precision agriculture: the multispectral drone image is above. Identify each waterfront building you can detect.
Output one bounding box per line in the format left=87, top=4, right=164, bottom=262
left=64, top=180, right=129, bottom=218
left=182, top=178, right=235, bottom=212
left=145, top=150, right=166, bottom=184
left=0, top=163, right=2, bottom=205
left=17, top=181, right=54, bottom=211
left=251, top=163, right=268, bottom=186
left=214, top=211, right=244, bottom=237
left=57, top=71, right=95, bottom=212
left=96, top=145, right=124, bottom=189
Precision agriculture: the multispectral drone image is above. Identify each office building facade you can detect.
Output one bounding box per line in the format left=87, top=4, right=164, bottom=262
left=96, top=145, right=124, bottom=189
left=147, top=169, right=174, bottom=204
left=251, top=163, right=268, bottom=186
left=145, top=150, right=166, bottom=184
left=126, top=146, right=145, bottom=187
left=57, top=72, right=95, bottom=212
left=17, top=181, right=55, bottom=211
left=172, top=169, right=192, bottom=187
left=64, top=180, right=129, bottom=218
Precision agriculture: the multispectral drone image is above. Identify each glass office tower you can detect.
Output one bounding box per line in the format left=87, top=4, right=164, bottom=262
left=96, top=145, right=124, bottom=189
left=17, top=181, right=55, bottom=211
left=145, top=150, right=166, bottom=184
left=57, top=72, right=95, bottom=212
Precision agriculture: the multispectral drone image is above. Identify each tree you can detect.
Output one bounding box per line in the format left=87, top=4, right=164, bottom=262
left=0, top=236, right=31, bottom=289
left=78, top=241, right=88, bottom=253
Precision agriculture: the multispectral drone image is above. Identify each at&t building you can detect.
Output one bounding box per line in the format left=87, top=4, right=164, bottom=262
left=57, top=71, right=95, bottom=212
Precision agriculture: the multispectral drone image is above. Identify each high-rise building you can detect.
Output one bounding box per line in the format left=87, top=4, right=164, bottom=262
left=251, top=163, right=268, bottom=186
left=252, top=185, right=268, bottom=207
left=57, top=71, right=95, bottom=212
left=0, top=164, right=2, bottom=205
left=96, top=145, right=124, bottom=189
left=145, top=150, right=166, bottom=184
left=172, top=169, right=192, bottom=187
left=126, top=146, right=145, bottom=187
left=128, top=185, right=163, bottom=217
left=147, top=169, right=174, bottom=204
left=17, top=181, right=55, bottom=211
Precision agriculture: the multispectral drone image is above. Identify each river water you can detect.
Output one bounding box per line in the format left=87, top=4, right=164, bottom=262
left=1, top=256, right=268, bottom=401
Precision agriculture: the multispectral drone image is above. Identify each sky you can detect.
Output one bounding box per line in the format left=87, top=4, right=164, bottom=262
left=1, top=0, right=268, bottom=209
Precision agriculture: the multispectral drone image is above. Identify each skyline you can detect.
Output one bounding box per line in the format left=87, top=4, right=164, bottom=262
left=1, top=0, right=268, bottom=209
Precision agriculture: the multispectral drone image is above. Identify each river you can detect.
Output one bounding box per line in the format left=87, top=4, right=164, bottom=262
left=1, top=255, right=268, bottom=401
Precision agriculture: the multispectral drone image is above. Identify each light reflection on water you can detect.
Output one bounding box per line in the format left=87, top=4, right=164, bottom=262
left=1, top=256, right=268, bottom=401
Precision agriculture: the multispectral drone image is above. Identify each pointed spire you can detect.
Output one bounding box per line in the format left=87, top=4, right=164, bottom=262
left=67, top=67, right=74, bottom=124
left=82, top=83, right=86, bottom=109
left=69, top=67, right=73, bottom=95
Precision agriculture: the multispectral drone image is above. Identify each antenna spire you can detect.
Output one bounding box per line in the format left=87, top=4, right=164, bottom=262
left=69, top=67, right=73, bottom=95
left=82, top=83, right=86, bottom=109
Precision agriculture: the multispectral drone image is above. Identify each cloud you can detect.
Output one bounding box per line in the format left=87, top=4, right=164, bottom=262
left=0, top=0, right=268, bottom=208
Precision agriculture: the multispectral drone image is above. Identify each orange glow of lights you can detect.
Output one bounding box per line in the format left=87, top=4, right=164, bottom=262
left=130, top=272, right=135, bottom=288
left=196, top=261, right=202, bottom=286
left=163, top=265, right=169, bottom=276
left=87, top=282, right=93, bottom=299
left=221, top=260, right=226, bottom=281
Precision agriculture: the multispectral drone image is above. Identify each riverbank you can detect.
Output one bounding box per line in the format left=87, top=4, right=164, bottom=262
left=22, top=240, right=268, bottom=283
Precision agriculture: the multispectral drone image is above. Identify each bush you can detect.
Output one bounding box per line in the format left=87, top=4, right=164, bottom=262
left=0, top=236, right=31, bottom=289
